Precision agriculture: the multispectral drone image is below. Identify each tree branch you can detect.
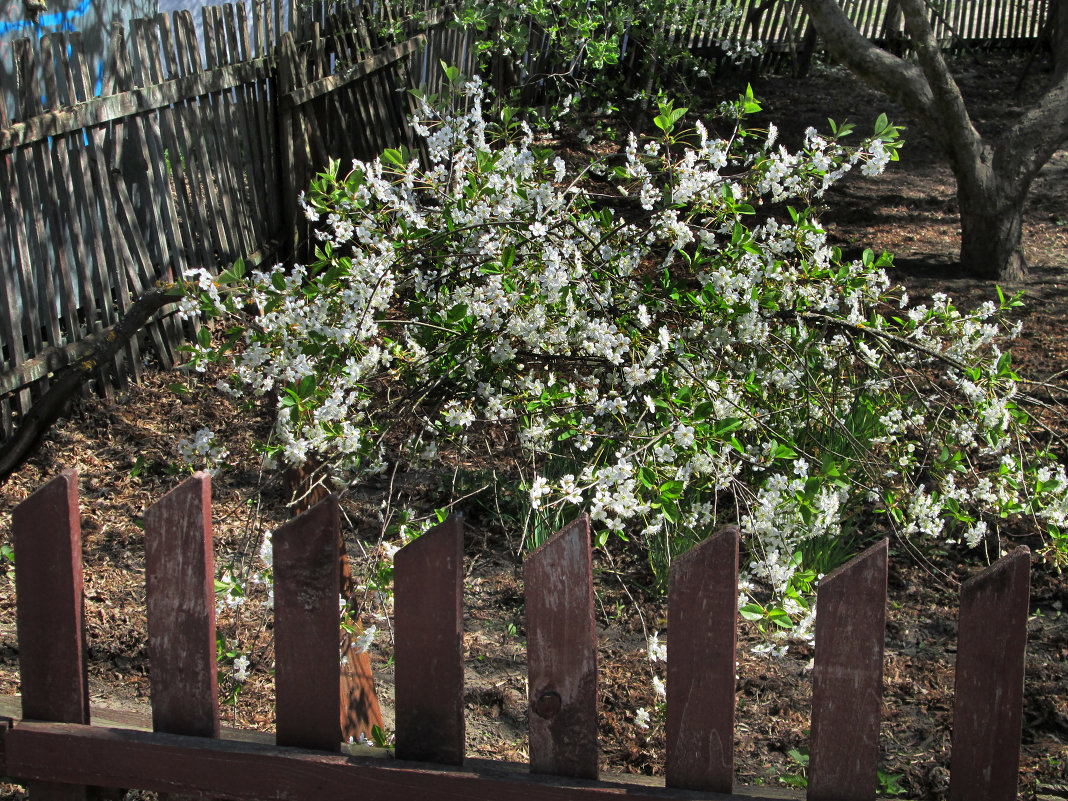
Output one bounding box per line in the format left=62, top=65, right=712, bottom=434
left=898, top=0, right=984, bottom=167
left=0, top=287, right=180, bottom=484
left=799, top=0, right=939, bottom=126
left=998, top=68, right=1068, bottom=189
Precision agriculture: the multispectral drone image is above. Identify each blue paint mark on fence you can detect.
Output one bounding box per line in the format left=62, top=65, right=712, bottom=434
left=0, top=0, right=91, bottom=37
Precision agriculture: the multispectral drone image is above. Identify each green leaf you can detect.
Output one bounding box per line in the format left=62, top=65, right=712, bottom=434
left=739, top=603, right=765, bottom=621
left=371, top=724, right=388, bottom=748
left=447, top=302, right=469, bottom=324
left=774, top=443, right=797, bottom=460
left=167, top=382, right=191, bottom=396
left=742, top=83, right=762, bottom=114
left=501, top=246, right=515, bottom=271
left=692, top=401, right=717, bottom=421
left=297, top=374, right=317, bottom=399
left=659, top=480, right=684, bottom=500
left=713, top=417, right=742, bottom=437
left=638, top=466, right=656, bottom=488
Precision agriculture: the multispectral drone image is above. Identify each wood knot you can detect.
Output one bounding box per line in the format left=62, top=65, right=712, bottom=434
left=532, top=690, right=561, bottom=719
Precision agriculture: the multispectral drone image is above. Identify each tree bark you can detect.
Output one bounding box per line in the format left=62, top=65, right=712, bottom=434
left=955, top=166, right=1028, bottom=282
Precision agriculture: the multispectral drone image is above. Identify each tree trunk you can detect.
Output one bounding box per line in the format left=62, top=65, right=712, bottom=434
left=954, top=160, right=1029, bottom=282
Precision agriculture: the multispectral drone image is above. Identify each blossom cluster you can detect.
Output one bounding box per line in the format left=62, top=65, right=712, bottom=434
left=182, top=79, right=1067, bottom=649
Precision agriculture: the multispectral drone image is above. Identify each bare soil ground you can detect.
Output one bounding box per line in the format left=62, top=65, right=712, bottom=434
left=0, top=51, right=1066, bottom=800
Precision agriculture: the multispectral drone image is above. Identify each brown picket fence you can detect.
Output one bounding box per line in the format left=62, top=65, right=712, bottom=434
left=0, top=470, right=1032, bottom=801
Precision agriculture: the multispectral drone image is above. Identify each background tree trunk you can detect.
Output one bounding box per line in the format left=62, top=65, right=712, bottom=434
left=956, top=173, right=1028, bottom=281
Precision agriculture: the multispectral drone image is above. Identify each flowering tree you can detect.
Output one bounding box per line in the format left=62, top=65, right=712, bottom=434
left=182, top=77, right=1068, bottom=644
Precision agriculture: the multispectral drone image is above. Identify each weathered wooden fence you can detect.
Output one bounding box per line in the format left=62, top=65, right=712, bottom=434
left=0, top=0, right=473, bottom=442
left=0, top=470, right=1032, bottom=800
left=666, top=0, right=1050, bottom=58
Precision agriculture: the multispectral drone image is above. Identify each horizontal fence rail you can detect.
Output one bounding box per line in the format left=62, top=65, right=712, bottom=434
left=0, top=471, right=1033, bottom=801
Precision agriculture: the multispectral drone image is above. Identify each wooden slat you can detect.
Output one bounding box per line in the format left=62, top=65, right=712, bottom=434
left=665, top=526, right=739, bottom=793
left=277, top=30, right=310, bottom=259
left=99, top=23, right=149, bottom=384
left=145, top=472, right=220, bottom=738
left=134, top=16, right=196, bottom=284
left=173, top=10, right=237, bottom=265
left=106, top=23, right=170, bottom=374
left=127, top=19, right=184, bottom=368
left=394, top=515, right=465, bottom=765
left=1, top=720, right=807, bottom=801
left=233, top=1, right=273, bottom=250
left=224, top=4, right=260, bottom=253
left=155, top=12, right=213, bottom=274
left=14, top=41, right=65, bottom=361
left=524, top=515, right=598, bottom=780
left=335, top=7, right=385, bottom=157
left=0, top=93, right=31, bottom=432
left=67, top=33, right=126, bottom=393
left=200, top=6, right=243, bottom=263
left=807, top=539, right=888, bottom=801
left=12, top=470, right=89, bottom=725
left=272, top=495, right=342, bottom=752
left=12, top=469, right=89, bottom=801
left=948, top=547, right=1030, bottom=801
left=331, top=9, right=373, bottom=156
left=39, top=34, right=93, bottom=351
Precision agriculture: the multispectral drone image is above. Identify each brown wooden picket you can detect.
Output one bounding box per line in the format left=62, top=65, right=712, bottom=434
left=0, top=470, right=1036, bottom=801
left=949, top=547, right=1031, bottom=801
left=10, top=470, right=89, bottom=801
left=394, top=515, right=465, bottom=764
left=145, top=472, right=220, bottom=739
left=273, top=495, right=343, bottom=752
left=808, top=539, right=888, bottom=801
left=525, top=516, right=600, bottom=780
left=665, top=524, right=739, bottom=793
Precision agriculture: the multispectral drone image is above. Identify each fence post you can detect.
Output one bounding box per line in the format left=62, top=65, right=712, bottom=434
left=808, top=538, right=888, bottom=801
left=666, top=525, right=739, bottom=793
left=272, top=495, right=342, bottom=751
left=12, top=469, right=89, bottom=801
left=949, top=547, right=1030, bottom=801
left=394, top=515, right=465, bottom=764
left=144, top=472, right=220, bottom=738
left=524, top=515, right=598, bottom=780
